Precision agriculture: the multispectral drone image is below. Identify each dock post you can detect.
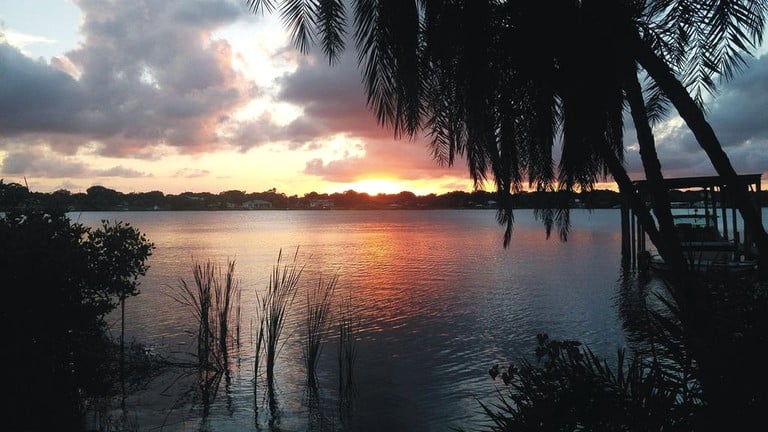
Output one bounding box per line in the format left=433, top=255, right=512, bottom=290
left=631, top=210, right=637, bottom=269
left=744, top=184, right=753, bottom=254
left=732, top=206, right=739, bottom=253
left=721, top=186, right=729, bottom=240
left=621, top=204, right=631, bottom=268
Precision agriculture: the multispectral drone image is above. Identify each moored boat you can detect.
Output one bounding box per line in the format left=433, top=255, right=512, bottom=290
left=645, top=211, right=758, bottom=276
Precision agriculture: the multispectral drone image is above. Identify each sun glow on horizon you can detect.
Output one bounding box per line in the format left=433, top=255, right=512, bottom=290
left=323, top=175, right=482, bottom=196
left=331, top=178, right=409, bottom=195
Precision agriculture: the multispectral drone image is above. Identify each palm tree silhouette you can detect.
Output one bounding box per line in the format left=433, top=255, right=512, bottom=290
left=246, top=0, right=767, bottom=278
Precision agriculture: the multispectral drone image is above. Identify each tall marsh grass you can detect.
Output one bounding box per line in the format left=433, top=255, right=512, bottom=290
left=338, top=294, right=358, bottom=396
left=169, top=258, right=241, bottom=371
left=254, top=248, right=303, bottom=385
left=303, top=273, right=339, bottom=385
left=213, top=260, right=240, bottom=365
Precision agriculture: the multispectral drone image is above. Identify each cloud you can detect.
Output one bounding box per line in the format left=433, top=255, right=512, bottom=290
left=706, top=54, right=768, bottom=151
left=276, top=45, right=751, bottom=187
left=96, top=165, right=151, bottom=178
left=263, top=49, right=465, bottom=182
left=302, top=135, right=467, bottom=183
left=175, top=168, right=211, bottom=178
left=619, top=54, right=768, bottom=181
left=277, top=50, right=392, bottom=141
left=0, top=0, right=254, bottom=157
left=1, top=30, right=55, bottom=52
left=2, top=149, right=89, bottom=177
left=1, top=148, right=150, bottom=178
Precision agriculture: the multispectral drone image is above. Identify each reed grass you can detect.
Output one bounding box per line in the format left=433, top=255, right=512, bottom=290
left=235, top=285, right=242, bottom=349
left=169, top=260, right=214, bottom=368
left=253, top=315, right=264, bottom=380
left=303, top=273, right=339, bottom=384
left=212, top=259, right=240, bottom=367
left=168, top=258, right=240, bottom=371
left=254, top=248, right=303, bottom=385
left=337, top=293, right=358, bottom=395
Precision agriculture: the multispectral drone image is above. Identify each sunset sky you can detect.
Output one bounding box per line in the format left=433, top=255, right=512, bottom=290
left=1, top=0, right=766, bottom=196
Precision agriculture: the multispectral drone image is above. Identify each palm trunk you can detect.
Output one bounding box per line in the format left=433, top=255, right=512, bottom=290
left=632, top=33, right=768, bottom=278
left=597, top=145, right=663, bottom=259
left=601, top=146, right=702, bottom=309
left=624, top=64, right=689, bottom=279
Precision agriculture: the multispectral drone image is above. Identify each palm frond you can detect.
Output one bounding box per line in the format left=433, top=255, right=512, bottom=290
left=353, top=0, right=396, bottom=130
left=703, top=0, right=766, bottom=81
left=644, top=0, right=768, bottom=101
left=316, top=0, right=347, bottom=64
left=245, top=0, right=276, bottom=14
left=280, top=0, right=317, bottom=54
left=353, top=0, right=423, bottom=137
left=642, top=72, right=673, bottom=124
left=424, top=69, right=466, bottom=167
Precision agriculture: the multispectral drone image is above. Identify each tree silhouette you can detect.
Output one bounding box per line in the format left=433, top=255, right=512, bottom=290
left=0, top=210, right=154, bottom=430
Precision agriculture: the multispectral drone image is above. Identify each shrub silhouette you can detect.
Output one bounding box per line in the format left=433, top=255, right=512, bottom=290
left=0, top=209, right=153, bottom=431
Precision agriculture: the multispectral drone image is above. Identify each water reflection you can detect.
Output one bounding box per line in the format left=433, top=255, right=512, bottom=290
left=78, top=209, right=633, bottom=431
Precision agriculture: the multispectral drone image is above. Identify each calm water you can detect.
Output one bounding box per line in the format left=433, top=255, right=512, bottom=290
left=74, top=209, right=636, bottom=431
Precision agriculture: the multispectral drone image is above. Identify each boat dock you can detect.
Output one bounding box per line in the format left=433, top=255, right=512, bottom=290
left=620, top=174, right=763, bottom=273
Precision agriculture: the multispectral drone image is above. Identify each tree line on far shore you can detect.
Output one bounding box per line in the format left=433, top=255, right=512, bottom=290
left=3, top=179, right=752, bottom=212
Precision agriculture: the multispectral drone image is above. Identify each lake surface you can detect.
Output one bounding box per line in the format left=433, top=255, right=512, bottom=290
left=73, top=209, right=645, bottom=431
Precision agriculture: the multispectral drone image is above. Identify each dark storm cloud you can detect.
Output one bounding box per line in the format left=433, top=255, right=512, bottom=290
left=707, top=54, right=768, bottom=150
left=618, top=54, right=768, bottom=182
left=0, top=0, right=254, bottom=157
left=0, top=44, right=87, bottom=135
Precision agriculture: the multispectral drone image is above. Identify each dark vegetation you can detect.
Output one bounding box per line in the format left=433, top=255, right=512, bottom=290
left=4, top=179, right=759, bottom=212
left=0, top=209, right=155, bottom=431
left=474, top=274, right=768, bottom=431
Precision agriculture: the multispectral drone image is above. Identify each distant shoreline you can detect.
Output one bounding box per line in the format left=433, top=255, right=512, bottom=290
left=3, top=182, right=766, bottom=213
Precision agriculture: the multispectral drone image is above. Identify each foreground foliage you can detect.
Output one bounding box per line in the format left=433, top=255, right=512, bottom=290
left=482, top=334, right=694, bottom=431
left=0, top=209, right=154, bottom=431
left=475, top=276, right=768, bottom=431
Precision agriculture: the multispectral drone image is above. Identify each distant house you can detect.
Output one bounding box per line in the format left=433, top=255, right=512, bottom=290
left=242, top=199, right=272, bottom=209
left=309, top=199, right=334, bottom=209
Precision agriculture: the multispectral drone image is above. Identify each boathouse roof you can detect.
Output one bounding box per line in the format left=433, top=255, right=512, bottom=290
left=632, top=173, right=763, bottom=190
